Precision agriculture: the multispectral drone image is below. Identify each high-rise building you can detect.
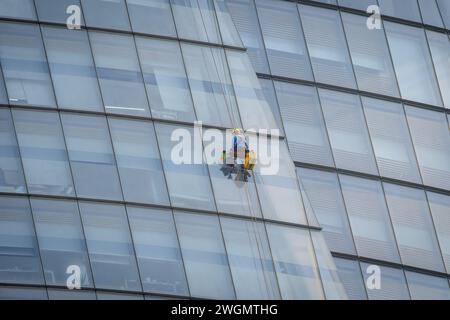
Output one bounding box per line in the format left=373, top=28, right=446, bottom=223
left=0, top=0, right=449, bottom=300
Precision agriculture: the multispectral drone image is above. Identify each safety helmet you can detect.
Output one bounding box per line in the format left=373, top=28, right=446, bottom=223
left=231, top=128, right=242, bottom=135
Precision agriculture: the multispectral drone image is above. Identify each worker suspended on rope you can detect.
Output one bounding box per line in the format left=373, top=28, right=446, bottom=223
left=220, top=129, right=257, bottom=182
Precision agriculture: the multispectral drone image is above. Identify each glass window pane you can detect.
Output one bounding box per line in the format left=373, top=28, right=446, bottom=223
left=311, top=232, right=348, bottom=300
left=437, top=0, right=450, bottom=29
left=182, top=44, right=241, bottom=128
left=254, top=140, right=307, bottom=225
left=0, top=196, right=44, bottom=285
left=97, top=292, right=144, bottom=300
left=109, top=118, right=169, bottom=205
left=360, top=262, right=410, bottom=300
left=275, top=81, right=334, bottom=167
left=31, top=198, right=93, bottom=288
left=0, top=22, right=56, bottom=108
left=127, top=0, right=177, bottom=37
left=337, top=0, right=373, bottom=11
left=48, top=289, right=96, bottom=300
left=266, top=224, right=324, bottom=300
left=81, top=0, right=131, bottom=31
left=384, top=183, right=445, bottom=273
left=35, top=0, right=85, bottom=25
left=127, top=206, right=188, bottom=296
left=298, top=168, right=355, bottom=255
left=378, top=0, right=422, bottom=22
left=226, top=50, right=279, bottom=132
left=174, top=212, right=235, bottom=299
left=61, top=113, right=123, bottom=201
left=405, top=106, right=450, bottom=190
left=155, top=123, right=216, bottom=211
left=258, top=79, right=284, bottom=136
left=220, top=217, right=280, bottom=299
left=79, top=202, right=141, bottom=292
left=41, top=26, right=103, bottom=112
left=0, top=67, right=7, bottom=104
left=0, top=108, right=26, bottom=193
left=385, top=22, right=443, bottom=107
left=214, top=0, right=243, bottom=47
left=427, top=192, right=450, bottom=274
left=362, top=97, right=422, bottom=184
left=319, top=89, right=378, bottom=175
left=405, top=271, right=450, bottom=300
left=90, top=31, right=150, bottom=117
left=0, top=286, right=47, bottom=300
left=13, top=110, right=74, bottom=196
left=334, top=257, right=367, bottom=300
left=419, top=0, right=444, bottom=28
left=136, top=37, right=195, bottom=122
left=0, top=0, right=36, bottom=20
left=256, top=0, right=313, bottom=81
left=341, top=12, right=399, bottom=97
left=339, top=175, right=400, bottom=263
left=171, top=0, right=221, bottom=44
left=225, top=0, right=269, bottom=73
left=299, top=5, right=357, bottom=89
left=427, top=30, right=450, bottom=109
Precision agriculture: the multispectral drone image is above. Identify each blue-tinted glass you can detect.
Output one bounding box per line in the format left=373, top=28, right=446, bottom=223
left=127, top=0, right=177, bottom=37
left=437, top=0, right=450, bottom=29
left=338, top=0, right=374, bottom=11
left=214, top=0, right=244, bottom=47
left=334, top=257, right=367, bottom=300
left=35, top=0, right=85, bottom=25
left=427, top=30, right=450, bottom=109
left=47, top=289, right=96, bottom=300
left=0, top=0, right=36, bottom=20
left=405, top=271, right=450, bottom=300
left=0, top=196, right=44, bottom=285
left=419, top=0, right=444, bottom=28
left=13, top=109, right=75, bottom=196
left=81, top=0, right=131, bottom=31
left=378, top=0, right=421, bottom=22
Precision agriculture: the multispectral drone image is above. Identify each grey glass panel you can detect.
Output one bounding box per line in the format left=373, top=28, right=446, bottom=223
left=338, top=0, right=374, bottom=11
left=0, top=109, right=26, bottom=193
left=0, top=67, right=6, bottom=103
left=254, top=140, right=308, bottom=225
left=171, top=0, right=221, bottom=44
left=266, top=224, right=323, bottom=300
left=109, top=118, right=169, bottom=205
left=225, top=0, right=269, bottom=73
left=214, top=0, right=243, bottom=47
left=0, top=286, right=47, bottom=300
left=378, top=0, right=421, bottom=22
left=135, top=37, right=195, bottom=122
left=362, top=97, right=422, bottom=184
left=334, top=257, right=367, bottom=300
left=405, top=106, right=450, bottom=190
left=437, top=0, right=450, bottom=29
left=385, top=22, right=443, bottom=107
left=341, top=12, right=399, bottom=97
left=182, top=44, right=240, bottom=128
left=90, top=32, right=150, bottom=117
left=35, top=0, right=85, bottom=25
left=81, top=0, right=131, bottom=31
left=0, top=196, right=44, bottom=285
left=312, top=0, right=336, bottom=4
left=13, top=110, right=74, bottom=196
left=220, top=217, right=280, bottom=299
left=419, top=0, right=444, bottom=28
left=127, top=206, right=188, bottom=296
left=384, top=183, right=445, bottom=273
left=41, top=26, right=103, bottom=112
left=405, top=271, right=450, bottom=300
left=340, top=175, right=400, bottom=263
left=97, top=292, right=144, bottom=300
left=155, top=123, right=216, bottom=211
left=298, top=168, right=355, bottom=255
left=258, top=79, right=284, bottom=136
left=427, top=30, right=450, bottom=109
left=319, top=89, right=378, bottom=175
left=256, top=0, right=313, bottom=81
left=226, top=50, right=279, bottom=132
left=360, top=263, right=410, bottom=300
left=31, top=198, right=93, bottom=288
left=311, top=232, right=348, bottom=300
left=0, top=22, right=56, bottom=107
left=174, top=212, right=235, bottom=299
left=79, top=202, right=141, bottom=292
left=61, top=114, right=123, bottom=201
left=0, top=0, right=36, bottom=20
left=275, top=82, right=334, bottom=167
left=427, top=192, right=450, bottom=274
left=126, top=0, right=177, bottom=37
left=299, top=5, right=357, bottom=89
left=48, top=289, right=96, bottom=300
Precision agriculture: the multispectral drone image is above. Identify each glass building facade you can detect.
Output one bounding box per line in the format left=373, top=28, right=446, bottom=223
left=0, top=0, right=449, bottom=300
